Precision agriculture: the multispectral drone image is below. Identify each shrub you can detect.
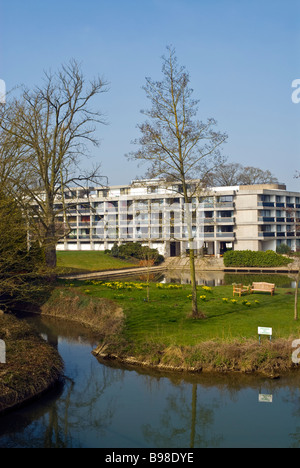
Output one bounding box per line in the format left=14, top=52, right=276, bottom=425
left=223, top=250, right=291, bottom=268
left=276, top=243, right=292, bottom=255
left=110, top=242, right=164, bottom=265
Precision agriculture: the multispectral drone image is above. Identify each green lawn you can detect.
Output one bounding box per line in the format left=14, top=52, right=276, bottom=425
left=68, top=280, right=300, bottom=348
left=56, top=251, right=137, bottom=273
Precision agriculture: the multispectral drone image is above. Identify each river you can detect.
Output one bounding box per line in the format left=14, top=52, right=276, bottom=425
left=1, top=313, right=300, bottom=448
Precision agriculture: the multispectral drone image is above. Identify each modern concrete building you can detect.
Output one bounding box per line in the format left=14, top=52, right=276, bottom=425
left=54, top=180, right=300, bottom=257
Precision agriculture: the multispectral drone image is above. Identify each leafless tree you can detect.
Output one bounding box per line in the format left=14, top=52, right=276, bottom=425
left=0, top=59, right=109, bottom=270
left=127, top=46, right=227, bottom=318
left=205, top=162, right=279, bottom=187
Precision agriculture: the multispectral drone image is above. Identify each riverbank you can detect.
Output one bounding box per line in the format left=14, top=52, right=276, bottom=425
left=44, top=280, right=300, bottom=378
left=92, top=338, right=295, bottom=378
left=0, top=314, right=63, bottom=414
left=2, top=277, right=300, bottom=417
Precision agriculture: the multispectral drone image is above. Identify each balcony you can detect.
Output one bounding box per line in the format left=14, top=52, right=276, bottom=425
left=258, top=232, right=275, bottom=237
left=216, top=217, right=235, bottom=223
left=216, top=232, right=235, bottom=238
left=258, top=217, right=275, bottom=222
left=78, top=222, right=91, bottom=227
left=258, top=202, right=275, bottom=207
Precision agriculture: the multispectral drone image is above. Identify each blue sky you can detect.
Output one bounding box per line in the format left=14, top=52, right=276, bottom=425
left=1, top=0, right=299, bottom=189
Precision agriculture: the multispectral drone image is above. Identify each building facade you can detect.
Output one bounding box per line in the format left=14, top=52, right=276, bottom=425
left=54, top=180, right=300, bottom=257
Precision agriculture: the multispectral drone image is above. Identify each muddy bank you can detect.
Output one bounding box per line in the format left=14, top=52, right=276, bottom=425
left=0, top=314, right=63, bottom=414
left=92, top=338, right=299, bottom=379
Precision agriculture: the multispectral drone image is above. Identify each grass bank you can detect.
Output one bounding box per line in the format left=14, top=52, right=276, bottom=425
left=56, top=251, right=137, bottom=274
left=0, top=314, right=63, bottom=414
left=39, top=287, right=125, bottom=341
left=60, top=279, right=300, bottom=377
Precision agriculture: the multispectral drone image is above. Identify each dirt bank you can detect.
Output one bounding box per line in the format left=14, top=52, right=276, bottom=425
left=92, top=337, right=299, bottom=379
left=0, top=314, right=63, bottom=414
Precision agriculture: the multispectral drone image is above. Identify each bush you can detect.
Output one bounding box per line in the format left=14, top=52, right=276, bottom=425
left=110, top=242, right=164, bottom=265
left=223, top=250, right=291, bottom=267
left=276, top=243, right=292, bottom=255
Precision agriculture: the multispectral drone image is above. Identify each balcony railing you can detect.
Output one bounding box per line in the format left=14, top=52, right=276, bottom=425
left=216, top=232, right=235, bottom=238
left=258, top=217, right=275, bottom=222
left=258, top=202, right=275, bottom=207
left=216, top=217, right=235, bottom=223
left=258, top=232, right=275, bottom=237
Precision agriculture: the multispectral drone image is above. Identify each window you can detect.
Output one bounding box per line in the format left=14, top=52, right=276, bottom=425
left=120, top=188, right=129, bottom=195
left=259, top=210, right=271, bottom=217
left=147, top=186, right=158, bottom=194
left=217, top=195, right=233, bottom=203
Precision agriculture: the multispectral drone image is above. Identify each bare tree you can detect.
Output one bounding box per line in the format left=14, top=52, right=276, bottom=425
left=205, top=162, right=279, bottom=187
left=0, top=60, right=109, bottom=270
left=127, top=46, right=227, bottom=318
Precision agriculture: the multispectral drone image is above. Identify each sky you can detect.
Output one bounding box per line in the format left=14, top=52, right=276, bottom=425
left=0, top=0, right=299, bottom=190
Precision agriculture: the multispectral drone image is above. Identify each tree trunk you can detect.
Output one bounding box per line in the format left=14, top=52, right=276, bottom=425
left=44, top=222, right=57, bottom=271
left=184, top=196, right=205, bottom=319
left=295, top=269, right=300, bottom=321
left=189, top=242, right=198, bottom=317
left=189, top=243, right=205, bottom=319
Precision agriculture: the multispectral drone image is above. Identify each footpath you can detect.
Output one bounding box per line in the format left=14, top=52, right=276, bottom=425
left=59, top=264, right=166, bottom=280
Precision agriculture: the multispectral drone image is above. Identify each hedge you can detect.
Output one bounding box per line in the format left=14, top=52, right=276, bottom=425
left=223, top=250, right=291, bottom=267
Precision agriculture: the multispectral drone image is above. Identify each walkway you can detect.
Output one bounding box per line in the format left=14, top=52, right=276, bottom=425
left=59, top=264, right=166, bottom=281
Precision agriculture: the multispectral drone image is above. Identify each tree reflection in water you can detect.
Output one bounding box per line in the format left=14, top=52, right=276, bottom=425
left=142, top=381, right=223, bottom=448
left=0, top=316, right=123, bottom=448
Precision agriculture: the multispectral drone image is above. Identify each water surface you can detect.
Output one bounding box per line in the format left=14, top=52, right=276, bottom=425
left=1, top=315, right=300, bottom=448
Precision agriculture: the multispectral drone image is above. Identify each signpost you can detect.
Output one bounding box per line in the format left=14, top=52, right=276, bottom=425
left=258, top=327, right=272, bottom=344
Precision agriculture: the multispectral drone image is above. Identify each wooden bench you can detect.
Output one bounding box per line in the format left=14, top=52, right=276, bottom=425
left=233, top=284, right=251, bottom=297
left=250, top=282, right=275, bottom=296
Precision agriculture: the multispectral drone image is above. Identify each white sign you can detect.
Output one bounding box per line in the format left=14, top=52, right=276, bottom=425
left=258, top=327, right=272, bottom=336
left=259, top=394, right=273, bottom=403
